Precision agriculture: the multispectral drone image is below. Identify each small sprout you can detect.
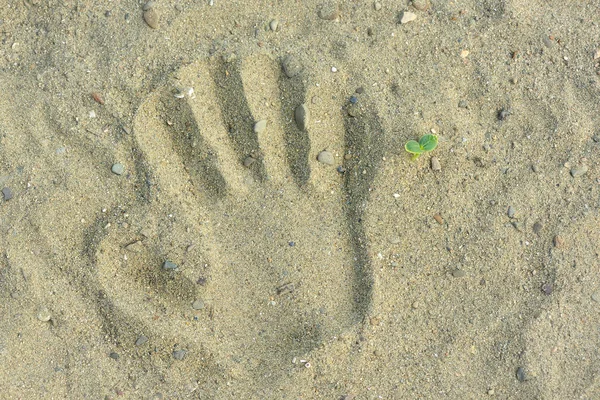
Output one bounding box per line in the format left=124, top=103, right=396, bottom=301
left=405, top=134, right=438, bottom=159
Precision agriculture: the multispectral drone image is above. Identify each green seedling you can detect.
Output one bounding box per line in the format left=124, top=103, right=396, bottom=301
left=405, top=134, right=438, bottom=159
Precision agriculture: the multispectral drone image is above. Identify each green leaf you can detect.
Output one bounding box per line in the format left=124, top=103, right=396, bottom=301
left=405, top=140, right=423, bottom=154
left=419, top=134, right=438, bottom=152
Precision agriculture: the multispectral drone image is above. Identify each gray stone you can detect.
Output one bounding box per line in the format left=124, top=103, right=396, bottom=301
left=269, top=19, right=279, bottom=31
left=412, top=0, right=429, bottom=11
left=2, top=187, right=13, bottom=201
left=592, top=291, right=600, bottom=303
left=452, top=269, right=466, bottom=278
left=295, top=104, right=310, bottom=131
left=570, top=165, right=588, bottom=177
left=163, top=260, right=178, bottom=270
left=243, top=157, right=256, bottom=168
left=430, top=157, right=441, bottom=171
left=192, top=299, right=205, bottom=310
left=254, top=119, right=267, bottom=133
left=282, top=55, right=303, bottom=78
left=135, top=336, right=149, bottom=346
left=507, top=206, right=516, bottom=218
left=516, top=367, right=527, bottom=382
left=173, top=349, right=186, bottom=360
left=111, top=163, right=125, bottom=175
left=317, top=151, right=334, bottom=165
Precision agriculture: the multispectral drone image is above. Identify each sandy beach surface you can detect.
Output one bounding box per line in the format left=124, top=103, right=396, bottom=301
left=1, top=0, right=600, bottom=398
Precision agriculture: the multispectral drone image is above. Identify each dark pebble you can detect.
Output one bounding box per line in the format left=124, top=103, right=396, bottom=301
left=109, top=352, right=120, bottom=360
left=541, top=283, right=553, bottom=295
left=2, top=187, right=13, bottom=201
left=355, top=87, right=364, bottom=94
left=349, top=96, right=358, bottom=104
left=498, top=108, right=510, bottom=121
left=533, top=221, right=543, bottom=234
left=288, top=241, right=295, bottom=247
left=516, top=367, right=526, bottom=382
left=337, top=166, right=346, bottom=173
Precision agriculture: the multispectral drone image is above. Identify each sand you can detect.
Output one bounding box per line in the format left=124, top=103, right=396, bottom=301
left=1, top=0, right=600, bottom=398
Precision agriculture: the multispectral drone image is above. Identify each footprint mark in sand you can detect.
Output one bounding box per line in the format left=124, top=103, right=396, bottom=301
left=91, top=54, right=384, bottom=380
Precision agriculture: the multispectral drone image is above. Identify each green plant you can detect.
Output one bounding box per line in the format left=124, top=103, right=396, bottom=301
left=405, top=134, right=438, bottom=159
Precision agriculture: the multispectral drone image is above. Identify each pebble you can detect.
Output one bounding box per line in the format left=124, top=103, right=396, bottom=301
left=254, top=119, right=267, bottom=134
left=507, top=206, right=515, bottom=218
left=135, top=336, right=149, bottom=346
left=433, top=214, right=443, bottom=224
left=497, top=108, right=510, bottom=121
left=192, top=299, right=205, bottom=310
left=516, top=367, right=527, bottom=382
left=374, top=2, right=382, bottom=11
left=349, top=96, right=358, bottom=104
left=591, top=291, right=600, bottom=303
left=431, top=157, right=441, bottom=171
left=243, top=157, right=256, bottom=167
left=295, top=104, right=310, bottom=131
left=111, top=163, right=125, bottom=175
left=412, top=0, right=430, bottom=11
left=553, top=235, right=564, bottom=248
left=411, top=301, right=419, bottom=309
left=143, top=8, right=159, bottom=29
left=142, top=1, right=155, bottom=11
left=173, top=349, right=186, bottom=360
left=163, top=260, right=178, bottom=270
left=541, top=283, right=553, bottom=295
left=452, top=269, right=466, bottom=278
left=270, top=19, right=279, bottom=31
left=318, top=2, right=340, bottom=20
left=533, top=221, right=543, bottom=234
left=570, top=165, right=588, bottom=177
left=282, top=55, right=303, bottom=78
left=109, top=352, right=120, bottom=360
left=458, top=100, right=468, bottom=109
left=37, top=307, right=52, bottom=322
left=317, top=151, right=334, bottom=165
left=400, top=11, right=417, bottom=24
left=2, top=187, right=13, bottom=201
left=337, top=166, right=346, bottom=173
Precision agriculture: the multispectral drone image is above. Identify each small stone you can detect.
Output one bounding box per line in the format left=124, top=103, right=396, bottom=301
left=336, top=166, right=346, bottom=173
left=317, top=151, right=334, bottom=165
left=542, top=36, right=554, bottom=48
left=243, top=157, right=256, bottom=168
left=163, top=260, right=178, bottom=270
left=507, top=206, right=515, bottom=218
left=412, top=0, right=429, bottom=11
left=318, top=2, right=340, bottom=20
left=192, top=299, right=205, bottom=310
left=374, top=2, right=382, bottom=11
left=254, top=119, right=267, bottom=133
left=592, top=292, right=600, bottom=303
left=109, top=352, right=120, bottom=360
left=487, top=389, right=495, bottom=395
left=594, top=49, right=600, bottom=60
left=295, top=104, right=310, bottom=131
left=516, top=367, right=527, bottom=382
left=411, top=301, right=419, bottom=309
left=400, top=11, right=417, bottom=24
left=355, top=87, right=364, bottom=94
left=349, top=96, right=358, bottom=104
left=458, top=100, right=468, bottom=109
left=431, top=157, right=441, bottom=171
left=533, top=221, right=543, bottom=234
left=282, top=55, right=303, bottom=78
left=37, top=307, right=52, bottom=322
left=143, top=8, right=159, bottom=29
left=135, top=336, right=149, bottom=346
left=553, top=235, right=564, bottom=248
left=173, top=349, right=186, bottom=360
left=269, top=19, right=279, bottom=31
left=111, top=163, right=125, bottom=175
left=541, top=283, right=553, bottom=295
left=2, top=187, right=13, bottom=201
left=570, top=165, right=588, bottom=177
left=452, top=269, right=466, bottom=278
left=433, top=214, right=443, bottom=224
